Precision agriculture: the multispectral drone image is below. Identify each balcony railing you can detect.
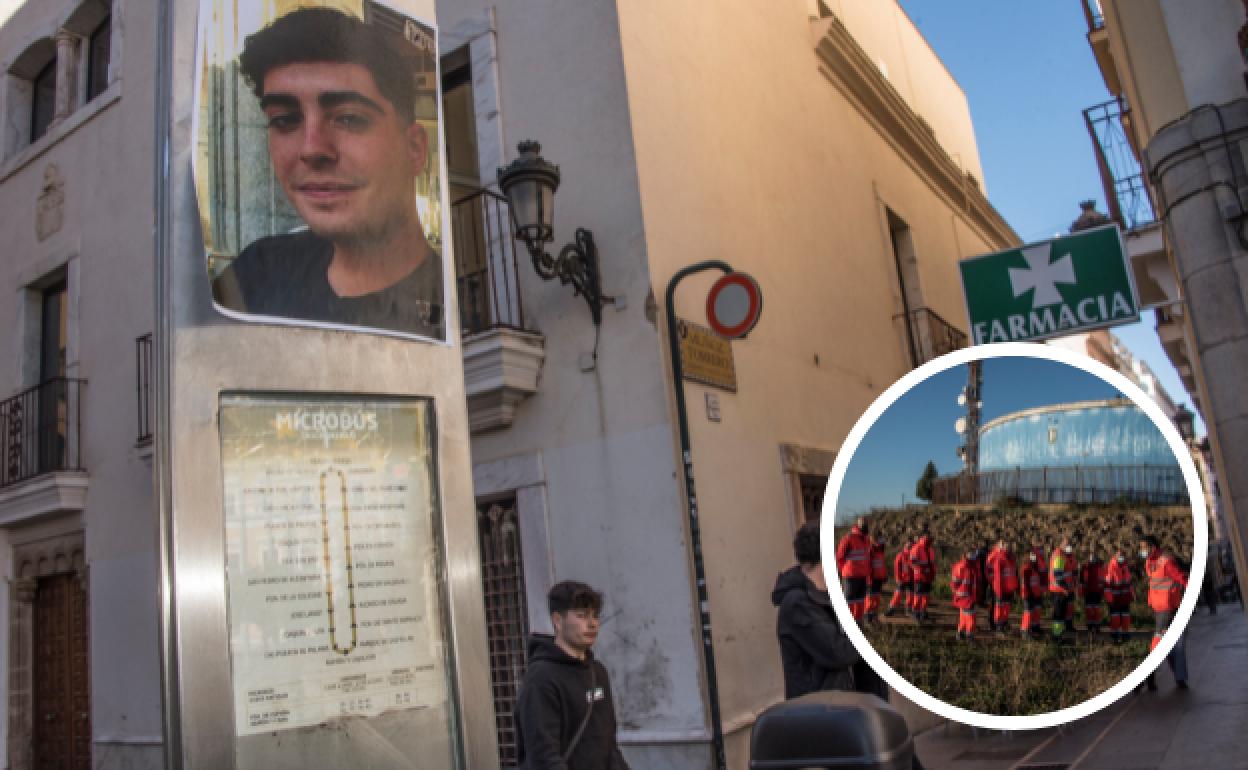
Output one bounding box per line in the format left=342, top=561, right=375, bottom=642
left=136, top=334, right=152, bottom=444
left=1, top=378, right=86, bottom=489
left=931, top=464, right=1188, bottom=506
left=451, top=188, right=526, bottom=336
left=897, top=306, right=968, bottom=366
left=1081, top=0, right=1104, bottom=32
left=1084, top=97, right=1156, bottom=230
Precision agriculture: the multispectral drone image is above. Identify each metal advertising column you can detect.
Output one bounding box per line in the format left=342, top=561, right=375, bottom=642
left=155, top=0, right=494, bottom=767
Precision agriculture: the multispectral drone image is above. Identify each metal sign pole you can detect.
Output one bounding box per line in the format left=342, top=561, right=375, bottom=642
left=664, top=260, right=733, bottom=770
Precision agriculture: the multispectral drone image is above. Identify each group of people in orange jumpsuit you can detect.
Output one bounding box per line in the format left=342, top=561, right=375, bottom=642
left=837, top=521, right=1189, bottom=661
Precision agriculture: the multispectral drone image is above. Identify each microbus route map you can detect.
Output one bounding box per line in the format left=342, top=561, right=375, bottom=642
left=220, top=396, right=450, bottom=736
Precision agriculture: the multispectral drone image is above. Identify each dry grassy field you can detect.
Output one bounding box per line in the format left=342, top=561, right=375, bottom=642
left=844, top=503, right=1192, bottom=714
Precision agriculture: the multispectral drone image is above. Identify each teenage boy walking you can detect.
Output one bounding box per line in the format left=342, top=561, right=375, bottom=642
left=515, top=581, right=631, bottom=769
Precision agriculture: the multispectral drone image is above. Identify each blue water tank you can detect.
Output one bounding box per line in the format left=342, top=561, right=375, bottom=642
left=978, top=399, right=1176, bottom=470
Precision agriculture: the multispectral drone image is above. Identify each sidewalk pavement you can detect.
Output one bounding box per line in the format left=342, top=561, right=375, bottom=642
left=912, top=606, right=1248, bottom=770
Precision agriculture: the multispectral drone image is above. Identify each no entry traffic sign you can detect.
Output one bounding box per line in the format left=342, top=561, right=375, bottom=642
left=706, top=272, right=763, bottom=339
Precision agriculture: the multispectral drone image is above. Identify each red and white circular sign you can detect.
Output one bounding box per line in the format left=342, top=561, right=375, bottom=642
left=706, top=272, right=763, bottom=339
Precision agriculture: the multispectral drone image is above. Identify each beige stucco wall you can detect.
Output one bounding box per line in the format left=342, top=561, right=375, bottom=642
left=0, top=0, right=163, bottom=765
left=615, top=1, right=1010, bottom=766
left=823, top=0, right=986, bottom=187
left=434, top=1, right=1013, bottom=767
left=1102, top=0, right=1187, bottom=143
left=1159, top=0, right=1244, bottom=113
left=1103, top=0, right=1244, bottom=146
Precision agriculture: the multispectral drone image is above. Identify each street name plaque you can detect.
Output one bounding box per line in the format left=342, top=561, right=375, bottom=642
left=959, top=224, right=1138, bottom=344
left=677, top=318, right=738, bottom=392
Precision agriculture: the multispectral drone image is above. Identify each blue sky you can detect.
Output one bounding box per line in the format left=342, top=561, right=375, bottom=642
left=835, top=358, right=1124, bottom=517
left=895, top=1, right=1203, bottom=432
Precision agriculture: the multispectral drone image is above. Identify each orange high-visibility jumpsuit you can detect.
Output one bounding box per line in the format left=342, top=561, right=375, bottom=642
left=1104, top=557, right=1134, bottom=640
left=907, top=536, right=937, bottom=618
left=865, top=542, right=888, bottom=619
left=836, top=526, right=872, bottom=620
left=889, top=547, right=913, bottom=612
left=952, top=558, right=978, bottom=638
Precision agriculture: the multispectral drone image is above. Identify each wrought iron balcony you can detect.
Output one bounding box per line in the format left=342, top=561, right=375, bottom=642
left=897, top=306, right=967, bottom=367
left=1, top=378, right=86, bottom=489
left=1084, top=97, right=1156, bottom=231
left=451, top=188, right=526, bottom=336
left=452, top=187, right=546, bottom=433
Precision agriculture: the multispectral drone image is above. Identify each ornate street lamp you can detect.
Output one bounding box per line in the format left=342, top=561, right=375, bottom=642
left=497, top=140, right=605, bottom=325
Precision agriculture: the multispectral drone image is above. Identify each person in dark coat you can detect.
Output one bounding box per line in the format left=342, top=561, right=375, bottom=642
left=775, top=520, right=925, bottom=769
left=514, top=581, right=630, bottom=770
left=773, top=519, right=885, bottom=699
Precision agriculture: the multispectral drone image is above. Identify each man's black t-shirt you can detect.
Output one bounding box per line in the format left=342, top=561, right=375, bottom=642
left=212, top=230, right=445, bottom=340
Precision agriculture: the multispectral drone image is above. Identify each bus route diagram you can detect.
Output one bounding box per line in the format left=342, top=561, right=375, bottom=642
left=221, top=396, right=450, bottom=737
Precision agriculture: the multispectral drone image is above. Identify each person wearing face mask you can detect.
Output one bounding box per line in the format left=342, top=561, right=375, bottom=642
left=1020, top=549, right=1046, bottom=639
left=907, top=529, right=937, bottom=622
left=1105, top=547, right=1135, bottom=644
left=951, top=548, right=980, bottom=641
left=1140, top=536, right=1189, bottom=691
left=886, top=535, right=915, bottom=618
left=865, top=535, right=889, bottom=623
left=1030, top=539, right=1049, bottom=587
left=1079, top=548, right=1106, bottom=634
left=986, top=538, right=1019, bottom=633
left=835, top=517, right=873, bottom=622
left=1049, top=538, right=1078, bottom=639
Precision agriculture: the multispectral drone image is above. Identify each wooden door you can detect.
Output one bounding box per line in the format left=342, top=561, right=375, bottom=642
left=34, top=573, right=90, bottom=770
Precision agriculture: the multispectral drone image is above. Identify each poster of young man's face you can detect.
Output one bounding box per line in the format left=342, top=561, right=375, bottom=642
left=194, top=0, right=446, bottom=342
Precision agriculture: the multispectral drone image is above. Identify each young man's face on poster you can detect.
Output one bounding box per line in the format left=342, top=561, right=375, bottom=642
left=260, top=60, right=428, bottom=248
left=201, top=5, right=446, bottom=341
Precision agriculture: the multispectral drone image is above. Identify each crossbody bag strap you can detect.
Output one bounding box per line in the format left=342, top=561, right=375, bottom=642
left=562, top=665, right=597, bottom=764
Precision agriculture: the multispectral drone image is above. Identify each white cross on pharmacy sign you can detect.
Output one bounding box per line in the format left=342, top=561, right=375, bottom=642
left=959, top=224, right=1139, bottom=344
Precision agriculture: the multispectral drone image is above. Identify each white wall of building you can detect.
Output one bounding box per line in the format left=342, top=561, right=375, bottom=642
left=822, top=0, right=986, bottom=187
left=0, top=0, right=163, bottom=764
left=1159, top=0, right=1244, bottom=111
left=435, top=1, right=1014, bottom=768
left=435, top=0, right=711, bottom=760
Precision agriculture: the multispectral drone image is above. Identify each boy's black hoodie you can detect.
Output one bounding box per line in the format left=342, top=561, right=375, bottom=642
left=772, top=565, right=878, bottom=698
left=514, top=634, right=630, bottom=770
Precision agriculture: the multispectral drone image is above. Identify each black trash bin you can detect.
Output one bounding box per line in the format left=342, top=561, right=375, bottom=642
left=750, top=691, right=912, bottom=770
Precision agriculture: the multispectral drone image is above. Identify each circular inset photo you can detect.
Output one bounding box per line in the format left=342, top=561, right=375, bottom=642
left=821, top=343, right=1207, bottom=730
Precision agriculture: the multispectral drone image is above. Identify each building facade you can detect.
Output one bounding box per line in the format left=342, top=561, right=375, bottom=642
left=0, top=0, right=163, bottom=767
left=440, top=1, right=1014, bottom=767
left=1079, top=0, right=1248, bottom=604
left=0, top=0, right=1020, bottom=767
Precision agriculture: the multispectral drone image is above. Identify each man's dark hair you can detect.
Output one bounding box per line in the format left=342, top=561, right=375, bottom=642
left=793, top=519, right=821, bottom=566
left=239, top=8, right=421, bottom=123
left=547, top=580, right=603, bottom=616
left=1140, top=535, right=1160, bottom=549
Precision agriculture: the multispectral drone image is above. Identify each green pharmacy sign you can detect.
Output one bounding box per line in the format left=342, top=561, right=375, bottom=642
left=959, top=224, right=1138, bottom=344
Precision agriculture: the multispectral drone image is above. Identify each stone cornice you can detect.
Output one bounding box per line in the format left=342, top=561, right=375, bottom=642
left=811, top=16, right=1019, bottom=251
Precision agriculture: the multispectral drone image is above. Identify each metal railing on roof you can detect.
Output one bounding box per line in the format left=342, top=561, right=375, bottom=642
left=931, top=464, right=1188, bottom=505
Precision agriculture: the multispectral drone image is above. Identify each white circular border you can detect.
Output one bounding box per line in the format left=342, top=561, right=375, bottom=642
left=820, top=341, right=1209, bottom=731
